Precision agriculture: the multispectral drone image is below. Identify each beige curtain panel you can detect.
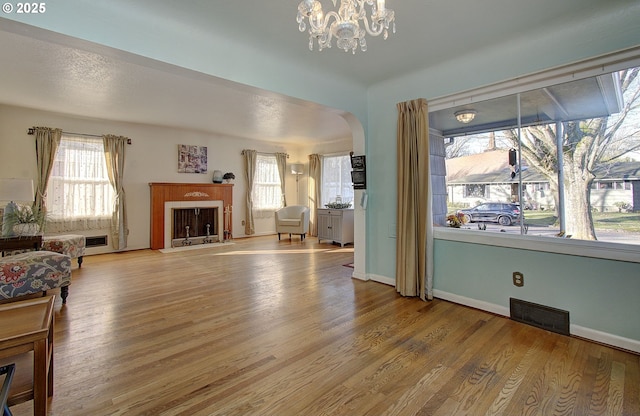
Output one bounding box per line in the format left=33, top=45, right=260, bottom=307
left=33, top=127, right=62, bottom=215
left=103, top=135, right=129, bottom=250
left=396, top=98, right=434, bottom=300
left=308, top=154, right=321, bottom=237
left=242, top=149, right=257, bottom=235
left=275, top=152, right=288, bottom=207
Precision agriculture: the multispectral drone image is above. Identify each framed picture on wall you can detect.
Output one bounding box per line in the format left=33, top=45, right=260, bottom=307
left=350, top=155, right=366, bottom=170
left=351, top=170, right=366, bottom=190
left=350, top=154, right=366, bottom=189
left=177, top=144, right=208, bottom=173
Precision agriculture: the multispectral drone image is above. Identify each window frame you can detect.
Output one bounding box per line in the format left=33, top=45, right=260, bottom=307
left=430, top=47, right=640, bottom=264
left=435, top=226, right=639, bottom=264
left=320, top=153, right=355, bottom=208
left=45, top=134, right=114, bottom=230
left=463, top=184, right=489, bottom=199
left=251, top=153, right=283, bottom=211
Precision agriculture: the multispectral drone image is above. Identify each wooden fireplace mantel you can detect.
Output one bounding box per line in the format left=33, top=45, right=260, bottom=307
left=149, top=182, right=233, bottom=249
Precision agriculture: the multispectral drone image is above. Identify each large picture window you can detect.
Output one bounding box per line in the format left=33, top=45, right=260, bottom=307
left=46, top=135, right=114, bottom=232
left=433, top=64, right=640, bottom=246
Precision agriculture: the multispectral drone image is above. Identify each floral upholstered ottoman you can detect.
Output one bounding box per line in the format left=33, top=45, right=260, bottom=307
left=0, top=251, right=71, bottom=303
left=42, top=234, right=86, bottom=268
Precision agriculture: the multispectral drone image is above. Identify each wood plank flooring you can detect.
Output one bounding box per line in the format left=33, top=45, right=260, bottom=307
left=7, top=236, right=640, bottom=415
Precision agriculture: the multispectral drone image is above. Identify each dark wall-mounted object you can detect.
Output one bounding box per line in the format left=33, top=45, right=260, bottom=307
left=509, top=148, right=517, bottom=166
left=351, top=170, right=366, bottom=190
left=350, top=154, right=366, bottom=190
left=350, top=154, right=366, bottom=170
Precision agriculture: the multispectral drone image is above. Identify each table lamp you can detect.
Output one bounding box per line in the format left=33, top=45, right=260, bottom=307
left=0, top=178, right=35, bottom=237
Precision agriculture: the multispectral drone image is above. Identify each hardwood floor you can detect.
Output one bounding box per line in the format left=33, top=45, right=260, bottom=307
left=8, top=236, right=639, bottom=415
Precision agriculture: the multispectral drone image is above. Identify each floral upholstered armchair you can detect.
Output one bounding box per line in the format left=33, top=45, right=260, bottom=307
left=0, top=251, right=71, bottom=303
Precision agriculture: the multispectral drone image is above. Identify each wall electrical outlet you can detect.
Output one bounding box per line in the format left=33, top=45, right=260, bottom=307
left=513, top=272, right=524, bottom=287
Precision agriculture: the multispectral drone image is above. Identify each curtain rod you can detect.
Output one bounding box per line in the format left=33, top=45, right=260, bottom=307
left=27, top=128, right=132, bottom=144
left=241, top=150, right=289, bottom=158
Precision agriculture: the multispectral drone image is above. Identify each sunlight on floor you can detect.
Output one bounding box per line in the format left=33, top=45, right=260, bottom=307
left=214, top=248, right=335, bottom=255
left=330, top=247, right=354, bottom=253
left=158, top=242, right=234, bottom=253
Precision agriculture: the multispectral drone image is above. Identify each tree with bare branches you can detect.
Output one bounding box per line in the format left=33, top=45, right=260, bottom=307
left=445, top=136, right=474, bottom=159
left=506, top=68, right=640, bottom=239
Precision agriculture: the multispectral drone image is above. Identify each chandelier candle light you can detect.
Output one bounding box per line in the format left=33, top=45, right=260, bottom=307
left=297, top=0, right=395, bottom=54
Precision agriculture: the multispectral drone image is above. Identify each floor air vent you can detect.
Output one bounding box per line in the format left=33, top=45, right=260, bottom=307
left=86, top=235, right=108, bottom=247
left=510, top=298, right=570, bottom=336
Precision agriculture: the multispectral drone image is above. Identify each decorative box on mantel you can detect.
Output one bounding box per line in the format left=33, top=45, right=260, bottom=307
left=149, top=183, right=233, bottom=250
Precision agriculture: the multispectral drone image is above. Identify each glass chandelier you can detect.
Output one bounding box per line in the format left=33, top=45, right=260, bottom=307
left=296, top=0, right=395, bottom=54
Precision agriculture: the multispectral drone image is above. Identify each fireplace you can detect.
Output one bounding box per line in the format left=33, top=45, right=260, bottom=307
left=167, top=201, right=223, bottom=247
left=149, top=183, right=233, bottom=249
left=173, top=208, right=218, bottom=241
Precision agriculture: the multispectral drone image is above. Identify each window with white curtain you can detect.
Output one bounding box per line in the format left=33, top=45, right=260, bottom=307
left=252, top=153, right=283, bottom=211
left=46, top=135, right=114, bottom=232
left=321, top=154, right=354, bottom=207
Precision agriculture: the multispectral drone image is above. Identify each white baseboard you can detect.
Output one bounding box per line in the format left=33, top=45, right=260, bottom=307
left=433, top=289, right=640, bottom=354
left=433, top=290, right=510, bottom=316
left=367, top=273, right=395, bottom=286
left=571, top=325, right=640, bottom=354
left=351, top=271, right=368, bottom=281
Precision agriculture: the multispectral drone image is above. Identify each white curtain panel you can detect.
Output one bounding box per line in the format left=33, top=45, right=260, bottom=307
left=46, top=135, right=114, bottom=232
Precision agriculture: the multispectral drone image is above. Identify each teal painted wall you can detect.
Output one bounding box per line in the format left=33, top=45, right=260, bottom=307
left=363, top=3, right=640, bottom=343
left=365, top=3, right=640, bottom=283
left=434, top=239, right=640, bottom=341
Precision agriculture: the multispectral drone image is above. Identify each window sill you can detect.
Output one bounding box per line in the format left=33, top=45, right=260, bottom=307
left=433, top=227, right=640, bottom=264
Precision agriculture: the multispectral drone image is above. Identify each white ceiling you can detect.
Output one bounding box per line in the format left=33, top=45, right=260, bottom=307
left=0, top=20, right=352, bottom=145
left=0, top=0, right=631, bottom=144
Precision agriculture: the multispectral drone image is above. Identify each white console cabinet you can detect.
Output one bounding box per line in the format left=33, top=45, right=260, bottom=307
left=317, top=209, right=354, bottom=247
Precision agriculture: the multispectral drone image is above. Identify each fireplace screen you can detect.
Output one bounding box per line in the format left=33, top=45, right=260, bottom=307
left=172, top=208, right=218, bottom=245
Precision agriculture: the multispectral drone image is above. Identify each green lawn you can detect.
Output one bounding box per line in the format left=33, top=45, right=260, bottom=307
left=523, top=211, right=640, bottom=232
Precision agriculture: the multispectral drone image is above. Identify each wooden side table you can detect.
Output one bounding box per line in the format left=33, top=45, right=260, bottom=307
left=0, top=235, right=43, bottom=256
left=0, top=296, right=55, bottom=416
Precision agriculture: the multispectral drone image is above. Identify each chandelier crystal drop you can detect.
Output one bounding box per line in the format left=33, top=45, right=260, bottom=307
left=296, top=0, right=395, bottom=54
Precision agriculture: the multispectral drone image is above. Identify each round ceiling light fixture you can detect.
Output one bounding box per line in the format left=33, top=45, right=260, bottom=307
left=455, top=109, right=477, bottom=124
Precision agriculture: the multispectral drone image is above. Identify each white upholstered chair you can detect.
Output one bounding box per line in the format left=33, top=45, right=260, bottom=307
left=275, top=205, right=310, bottom=240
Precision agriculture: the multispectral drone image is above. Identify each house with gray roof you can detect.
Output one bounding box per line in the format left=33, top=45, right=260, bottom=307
left=446, top=149, right=640, bottom=212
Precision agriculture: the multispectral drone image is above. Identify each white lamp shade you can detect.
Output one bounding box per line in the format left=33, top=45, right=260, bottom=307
left=291, top=163, right=305, bottom=175
left=0, top=178, right=35, bottom=203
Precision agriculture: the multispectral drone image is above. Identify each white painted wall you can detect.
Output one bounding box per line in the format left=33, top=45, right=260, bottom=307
left=0, top=104, right=351, bottom=252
